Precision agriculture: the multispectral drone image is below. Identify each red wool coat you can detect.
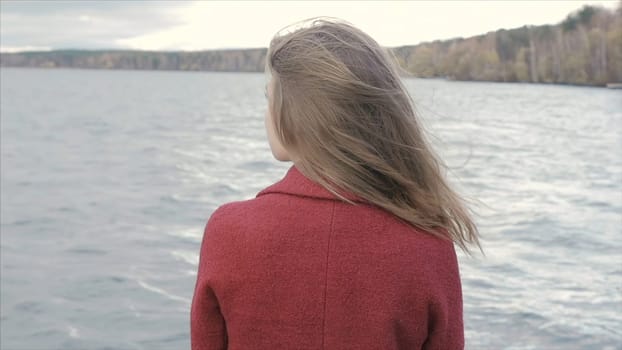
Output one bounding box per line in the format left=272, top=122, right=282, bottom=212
left=191, top=165, right=464, bottom=350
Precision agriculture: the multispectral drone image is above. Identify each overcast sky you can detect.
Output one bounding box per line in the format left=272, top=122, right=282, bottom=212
left=0, top=0, right=618, bottom=52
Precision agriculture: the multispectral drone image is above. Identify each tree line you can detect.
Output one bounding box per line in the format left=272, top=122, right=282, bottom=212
left=0, top=48, right=268, bottom=72
left=1, top=4, right=620, bottom=86
left=391, top=4, right=621, bottom=86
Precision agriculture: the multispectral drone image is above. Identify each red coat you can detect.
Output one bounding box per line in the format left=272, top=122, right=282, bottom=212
left=191, top=165, right=464, bottom=349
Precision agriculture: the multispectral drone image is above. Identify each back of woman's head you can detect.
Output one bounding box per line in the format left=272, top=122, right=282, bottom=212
left=265, top=17, right=480, bottom=253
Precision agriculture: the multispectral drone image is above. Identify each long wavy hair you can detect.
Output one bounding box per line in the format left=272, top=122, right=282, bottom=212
left=265, top=17, right=481, bottom=254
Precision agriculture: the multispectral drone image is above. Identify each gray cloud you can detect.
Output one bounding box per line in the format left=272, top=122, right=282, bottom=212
left=0, top=0, right=194, bottom=50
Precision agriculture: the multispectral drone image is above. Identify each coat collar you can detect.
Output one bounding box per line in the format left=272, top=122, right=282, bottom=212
left=257, top=165, right=367, bottom=203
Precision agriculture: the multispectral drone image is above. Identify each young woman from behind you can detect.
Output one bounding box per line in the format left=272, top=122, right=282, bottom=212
left=191, top=17, right=481, bottom=350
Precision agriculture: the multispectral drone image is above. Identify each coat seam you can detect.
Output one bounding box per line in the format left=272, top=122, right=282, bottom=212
left=321, top=202, right=336, bottom=350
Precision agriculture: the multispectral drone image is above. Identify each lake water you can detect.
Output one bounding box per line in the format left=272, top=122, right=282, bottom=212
left=1, top=67, right=621, bottom=350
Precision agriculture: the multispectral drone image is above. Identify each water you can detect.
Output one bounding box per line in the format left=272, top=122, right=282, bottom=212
left=1, top=68, right=620, bottom=349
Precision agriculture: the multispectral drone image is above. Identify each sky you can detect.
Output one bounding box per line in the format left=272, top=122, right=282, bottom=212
left=0, top=0, right=619, bottom=53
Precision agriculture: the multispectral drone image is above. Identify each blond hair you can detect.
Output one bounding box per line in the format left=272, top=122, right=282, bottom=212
left=265, top=17, right=481, bottom=254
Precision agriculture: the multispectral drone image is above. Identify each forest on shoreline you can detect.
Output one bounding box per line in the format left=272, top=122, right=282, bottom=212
left=1, top=4, right=620, bottom=87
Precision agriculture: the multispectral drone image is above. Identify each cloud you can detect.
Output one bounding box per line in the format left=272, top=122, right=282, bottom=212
left=1, top=0, right=618, bottom=52
left=113, top=0, right=621, bottom=51
left=0, top=0, right=193, bottom=51
left=115, top=1, right=282, bottom=51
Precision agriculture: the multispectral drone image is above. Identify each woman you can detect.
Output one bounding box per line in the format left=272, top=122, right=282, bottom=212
left=191, top=17, right=481, bottom=350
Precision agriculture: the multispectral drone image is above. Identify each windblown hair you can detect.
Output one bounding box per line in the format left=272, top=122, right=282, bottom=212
left=265, top=17, right=481, bottom=253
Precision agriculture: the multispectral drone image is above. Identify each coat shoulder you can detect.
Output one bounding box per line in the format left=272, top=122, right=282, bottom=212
left=204, top=198, right=260, bottom=233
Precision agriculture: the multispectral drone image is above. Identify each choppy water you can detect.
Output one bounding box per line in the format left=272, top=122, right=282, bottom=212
left=1, top=68, right=621, bottom=350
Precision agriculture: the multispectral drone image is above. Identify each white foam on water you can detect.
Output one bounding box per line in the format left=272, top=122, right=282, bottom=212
left=171, top=250, right=198, bottom=266
left=167, top=228, right=203, bottom=242
left=67, top=325, right=79, bottom=339
left=127, top=301, right=141, bottom=318
left=137, top=280, right=190, bottom=304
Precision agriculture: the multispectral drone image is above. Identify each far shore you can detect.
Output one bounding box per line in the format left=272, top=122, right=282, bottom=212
left=1, top=64, right=619, bottom=89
